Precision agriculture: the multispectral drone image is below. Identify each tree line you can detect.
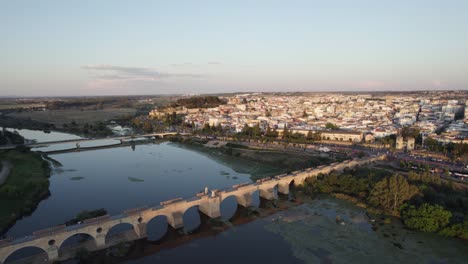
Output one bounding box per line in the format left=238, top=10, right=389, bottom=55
left=302, top=167, right=468, bottom=240
left=170, top=96, right=227, bottom=109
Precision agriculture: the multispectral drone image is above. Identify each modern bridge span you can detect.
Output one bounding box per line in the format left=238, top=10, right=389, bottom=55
left=0, top=132, right=188, bottom=151
left=0, top=154, right=386, bottom=263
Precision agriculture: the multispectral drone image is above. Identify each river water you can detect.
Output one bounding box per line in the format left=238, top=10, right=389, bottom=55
left=3, top=129, right=468, bottom=264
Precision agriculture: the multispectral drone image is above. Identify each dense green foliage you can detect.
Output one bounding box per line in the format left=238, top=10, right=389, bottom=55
left=325, top=123, right=339, bottom=129
left=400, top=126, right=420, bottom=139
left=45, top=97, right=132, bottom=110
left=193, top=123, right=225, bottom=136
left=0, top=129, right=24, bottom=145
left=0, top=150, right=51, bottom=234
left=305, top=165, right=468, bottom=240
left=401, top=203, right=452, bottom=232
left=305, top=167, right=392, bottom=199
left=171, top=96, right=226, bottom=109
left=424, top=137, right=468, bottom=161
left=63, top=121, right=112, bottom=137
left=439, top=220, right=468, bottom=239
left=368, top=174, right=419, bottom=214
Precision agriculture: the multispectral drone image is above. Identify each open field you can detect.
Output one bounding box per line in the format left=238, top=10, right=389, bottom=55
left=7, top=108, right=136, bottom=127
left=0, top=103, right=45, bottom=110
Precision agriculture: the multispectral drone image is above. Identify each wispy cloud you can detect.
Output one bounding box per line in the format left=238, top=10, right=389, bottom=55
left=82, top=64, right=201, bottom=88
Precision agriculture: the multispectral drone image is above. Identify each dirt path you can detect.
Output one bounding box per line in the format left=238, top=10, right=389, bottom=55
left=0, top=160, right=12, bottom=186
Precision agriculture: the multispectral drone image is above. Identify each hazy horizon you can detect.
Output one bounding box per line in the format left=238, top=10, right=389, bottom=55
left=2, top=0, right=468, bottom=96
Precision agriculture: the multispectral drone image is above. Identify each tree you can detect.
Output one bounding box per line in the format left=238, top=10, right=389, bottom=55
left=142, top=121, right=153, bottom=133
left=325, top=122, right=338, bottom=130
left=424, top=137, right=443, bottom=152
left=439, top=220, right=468, bottom=239
left=282, top=125, right=289, bottom=139
left=368, top=174, right=419, bottom=214
left=253, top=123, right=261, bottom=137
left=216, top=123, right=223, bottom=134
left=401, top=203, right=452, bottom=232
left=241, top=124, right=252, bottom=138
left=302, top=110, right=308, bottom=118
left=401, top=126, right=420, bottom=140
left=202, top=123, right=212, bottom=133
left=306, top=131, right=313, bottom=141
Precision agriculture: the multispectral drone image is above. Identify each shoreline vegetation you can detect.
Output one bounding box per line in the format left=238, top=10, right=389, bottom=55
left=169, top=136, right=335, bottom=180
left=299, top=166, right=468, bottom=240
left=170, top=135, right=467, bottom=241
left=1, top=131, right=466, bottom=244
left=0, top=149, right=52, bottom=236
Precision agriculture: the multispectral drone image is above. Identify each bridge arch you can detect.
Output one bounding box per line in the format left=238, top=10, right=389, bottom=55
left=220, top=195, right=238, bottom=220
left=105, top=222, right=138, bottom=245
left=3, top=246, right=48, bottom=264
left=250, top=190, right=261, bottom=208
left=58, top=233, right=97, bottom=258
left=288, top=179, right=296, bottom=200
left=146, top=215, right=169, bottom=241
left=182, top=205, right=201, bottom=233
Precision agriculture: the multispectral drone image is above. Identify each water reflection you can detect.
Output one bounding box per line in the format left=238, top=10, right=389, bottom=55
left=106, top=223, right=138, bottom=244
left=182, top=206, right=201, bottom=233
left=3, top=246, right=48, bottom=263
left=220, top=196, right=238, bottom=221
left=7, top=142, right=267, bottom=237
left=146, top=216, right=168, bottom=242
left=4, top=127, right=83, bottom=143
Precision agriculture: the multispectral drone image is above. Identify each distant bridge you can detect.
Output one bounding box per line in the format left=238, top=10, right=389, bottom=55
left=0, top=154, right=386, bottom=263
left=0, top=132, right=188, bottom=151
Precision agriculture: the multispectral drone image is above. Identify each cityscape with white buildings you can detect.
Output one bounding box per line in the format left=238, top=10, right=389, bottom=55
left=151, top=91, right=468, bottom=144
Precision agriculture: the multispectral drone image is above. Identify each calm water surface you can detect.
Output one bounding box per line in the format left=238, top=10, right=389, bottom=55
left=125, top=198, right=468, bottom=264
left=4, top=129, right=468, bottom=263
left=3, top=127, right=82, bottom=142
left=7, top=141, right=275, bottom=237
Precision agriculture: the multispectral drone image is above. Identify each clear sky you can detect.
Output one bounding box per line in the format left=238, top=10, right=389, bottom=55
left=1, top=0, right=468, bottom=96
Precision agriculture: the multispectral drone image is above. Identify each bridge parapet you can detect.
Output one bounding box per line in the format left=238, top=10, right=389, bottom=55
left=124, top=207, right=149, bottom=217
left=160, top=198, right=184, bottom=207
left=32, top=225, right=66, bottom=238
left=83, top=215, right=111, bottom=225
left=0, top=154, right=386, bottom=264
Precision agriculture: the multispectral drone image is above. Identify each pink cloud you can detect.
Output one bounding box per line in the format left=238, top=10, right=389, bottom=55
left=432, top=80, right=442, bottom=87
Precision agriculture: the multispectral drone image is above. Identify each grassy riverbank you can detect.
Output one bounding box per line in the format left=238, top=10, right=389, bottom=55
left=0, top=150, right=51, bottom=235
left=171, top=137, right=335, bottom=180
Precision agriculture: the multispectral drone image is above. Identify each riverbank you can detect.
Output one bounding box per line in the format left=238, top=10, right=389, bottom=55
left=171, top=137, right=335, bottom=179
left=300, top=165, right=468, bottom=241
left=0, top=150, right=51, bottom=235
left=67, top=194, right=468, bottom=264
left=0, top=113, right=114, bottom=138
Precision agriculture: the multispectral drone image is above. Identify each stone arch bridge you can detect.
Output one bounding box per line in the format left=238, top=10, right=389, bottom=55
left=0, top=155, right=385, bottom=263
